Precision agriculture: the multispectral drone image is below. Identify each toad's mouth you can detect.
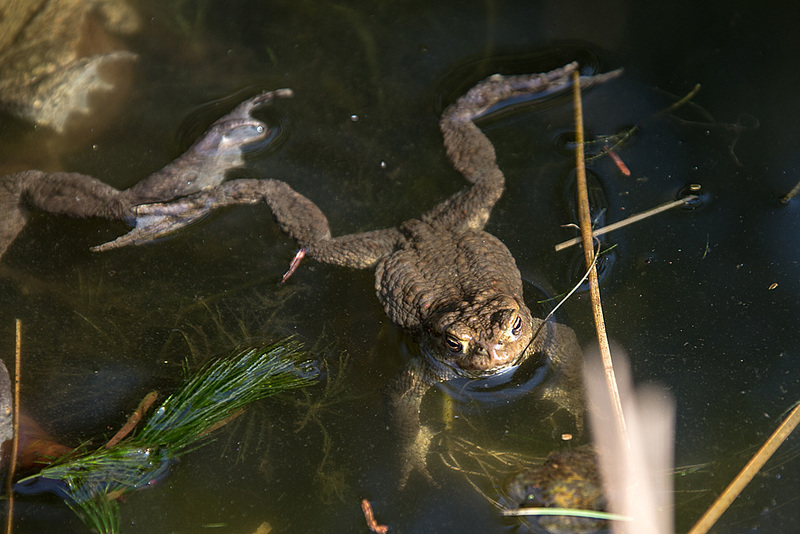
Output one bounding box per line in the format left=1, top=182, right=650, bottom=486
left=423, top=346, right=526, bottom=380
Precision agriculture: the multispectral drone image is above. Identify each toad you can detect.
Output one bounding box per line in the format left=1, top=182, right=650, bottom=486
left=0, top=63, right=618, bottom=485
left=503, top=448, right=607, bottom=533
left=0, top=0, right=139, bottom=132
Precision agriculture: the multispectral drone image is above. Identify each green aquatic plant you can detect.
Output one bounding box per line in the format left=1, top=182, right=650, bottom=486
left=18, top=341, right=318, bottom=534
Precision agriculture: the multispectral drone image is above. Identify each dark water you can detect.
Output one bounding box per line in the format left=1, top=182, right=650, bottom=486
left=1, top=1, right=799, bottom=532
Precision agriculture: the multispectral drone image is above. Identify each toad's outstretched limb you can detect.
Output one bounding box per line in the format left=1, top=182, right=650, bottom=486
left=0, top=89, right=293, bottom=258
left=129, top=63, right=620, bottom=270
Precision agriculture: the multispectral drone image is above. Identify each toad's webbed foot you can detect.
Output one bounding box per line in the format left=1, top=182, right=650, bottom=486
left=531, top=319, right=586, bottom=434
left=93, top=178, right=334, bottom=252
left=384, top=359, right=442, bottom=488
left=90, top=194, right=216, bottom=251
left=398, top=424, right=438, bottom=488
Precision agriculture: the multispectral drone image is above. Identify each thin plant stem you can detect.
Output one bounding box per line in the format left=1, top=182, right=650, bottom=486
left=532, top=240, right=600, bottom=343
left=657, top=83, right=701, bottom=116
left=6, top=319, right=22, bottom=534
left=571, top=69, right=628, bottom=446
left=502, top=507, right=630, bottom=521
left=688, top=400, right=800, bottom=534
left=554, top=196, right=697, bottom=251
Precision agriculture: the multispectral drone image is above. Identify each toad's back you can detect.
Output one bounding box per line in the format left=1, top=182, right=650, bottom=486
left=375, top=219, right=524, bottom=334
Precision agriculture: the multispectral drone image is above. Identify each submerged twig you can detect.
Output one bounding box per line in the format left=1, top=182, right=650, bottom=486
left=605, top=145, right=631, bottom=176
left=571, top=70, right=628, bottom=442
left=657, top=83, right=702, bottom=116
left=105, top=391, right=159, bottom=449
left=361, top=499, right=389, bottom=534
left=688, top=400, right=800, bottom=534
left=554, top=195, right=698, bottom=251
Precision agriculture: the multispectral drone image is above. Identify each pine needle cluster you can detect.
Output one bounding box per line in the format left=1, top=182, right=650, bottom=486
left=18, top=341, right=318, bottom=533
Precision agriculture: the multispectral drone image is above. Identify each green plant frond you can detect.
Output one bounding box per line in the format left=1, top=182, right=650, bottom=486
left=17, top=340, right=318, bottom=533
left=65, top=492, right=121, bottom=534
left=138, top=341, right=318, bottom=448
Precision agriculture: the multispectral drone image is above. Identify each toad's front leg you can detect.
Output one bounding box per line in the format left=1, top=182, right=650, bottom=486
left=104, top=177, right=403, bottom=273
left=93, top=178, right=332, bottom=251
left=384, top=358, right=441, bottom=488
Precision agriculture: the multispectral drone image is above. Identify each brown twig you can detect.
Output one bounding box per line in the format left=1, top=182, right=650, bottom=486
left=605, top=144, right=631, bottom=176
left=571, top=70, right=628, bottom=444
left=198, top=408, right=246, bottom=438
left=6, top=319, right=22, bottom=534
left=554, top=195, right=697, bottom=251
left=105, top=391, right=159, bottom=449
left=687, top=400, right=800, bottom=534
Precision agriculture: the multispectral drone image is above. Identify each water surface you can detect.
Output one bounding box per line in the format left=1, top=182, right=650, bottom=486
left=1, top=1, right=799, bottom=533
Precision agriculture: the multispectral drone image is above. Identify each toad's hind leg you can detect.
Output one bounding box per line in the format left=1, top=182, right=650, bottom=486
left=424, top=62, right=620, bottom=231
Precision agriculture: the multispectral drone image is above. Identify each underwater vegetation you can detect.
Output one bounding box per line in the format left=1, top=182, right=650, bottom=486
left=16, top=341, right=318, bottom=534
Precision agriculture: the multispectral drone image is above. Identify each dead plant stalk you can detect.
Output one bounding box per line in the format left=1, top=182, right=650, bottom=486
left=571, top=70, right=628, bottom=446
left=6, top=319, right=21, bottom=534
left=687, top=401, right=800, bottom=534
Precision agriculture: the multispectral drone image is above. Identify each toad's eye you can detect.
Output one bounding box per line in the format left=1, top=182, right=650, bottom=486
left=511, top=315, right=522, bottom=336
left=445, top=335, right=464, bottom=353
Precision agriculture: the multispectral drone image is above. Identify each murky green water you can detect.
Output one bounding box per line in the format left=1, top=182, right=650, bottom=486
left=1, top=1, right=799, bottom=532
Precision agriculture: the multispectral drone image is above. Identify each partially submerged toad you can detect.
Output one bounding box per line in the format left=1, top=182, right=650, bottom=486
left=0, top=0, right=139, bottom=132
left=503, top=447, right=606, bottom=534
left=0, top=62, right=618, bottom=484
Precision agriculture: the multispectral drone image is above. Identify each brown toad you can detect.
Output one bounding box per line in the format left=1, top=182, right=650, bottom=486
left=0, top=0, right=139, bottom=133
left=504, top=448, right=607, bottom=533
left=0, top=63, right=618, bottom=484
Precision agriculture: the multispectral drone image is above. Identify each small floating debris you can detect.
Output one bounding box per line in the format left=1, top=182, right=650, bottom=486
left=361, top=498, right=389, bottom=533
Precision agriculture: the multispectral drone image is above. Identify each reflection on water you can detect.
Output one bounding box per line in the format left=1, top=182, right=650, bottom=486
left=1, top=0, right=799, bottom=533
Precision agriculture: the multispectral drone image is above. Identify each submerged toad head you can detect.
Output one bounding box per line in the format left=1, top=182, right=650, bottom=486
left=420, top=294, right=534, bottom=378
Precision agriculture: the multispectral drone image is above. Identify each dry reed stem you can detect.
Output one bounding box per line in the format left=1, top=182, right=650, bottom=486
left=5, top=319, right=21, bottom=534
left=687, top=401, right=800, bottom=534
left=571, top=70, right=628, bottom=445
